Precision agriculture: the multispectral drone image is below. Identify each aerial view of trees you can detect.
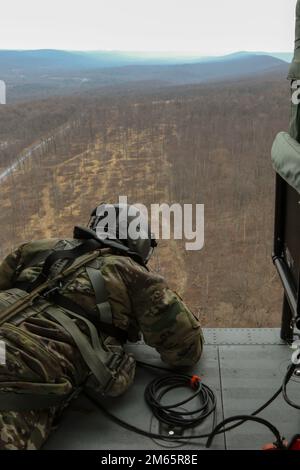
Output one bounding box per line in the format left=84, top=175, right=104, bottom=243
left=0, top=69, right=289, bottom=326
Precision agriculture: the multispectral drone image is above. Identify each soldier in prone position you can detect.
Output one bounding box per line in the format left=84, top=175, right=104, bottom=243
left=0, top=203, right=203, bottom=450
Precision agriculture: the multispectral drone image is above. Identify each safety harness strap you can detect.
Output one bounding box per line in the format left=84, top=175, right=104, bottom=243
left=0, top=376, right=80, bottom=411
left=27, top=238, right=102, bottom=292
left=0, top=297, right=122, bottom=410
left=0, top=390, right=69, bottom=411
left=45, top=307, right=115, bottom=392
left=0, top=249, right=104, bottom=328
left=50, top=292, right=128, bottom=343
left=0, top=241, right=129, bottom=409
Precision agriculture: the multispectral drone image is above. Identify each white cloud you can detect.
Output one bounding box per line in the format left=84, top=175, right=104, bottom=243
left=0, top=0, right=297, bottom=54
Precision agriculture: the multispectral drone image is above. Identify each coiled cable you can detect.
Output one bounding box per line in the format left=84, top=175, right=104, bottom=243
left=144, top=372, right=216, bottom=430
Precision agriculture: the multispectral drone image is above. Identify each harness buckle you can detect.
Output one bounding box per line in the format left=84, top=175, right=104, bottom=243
left=43, top=281, right=63, bottom=299
left=102, top=352, right=132, bottom=395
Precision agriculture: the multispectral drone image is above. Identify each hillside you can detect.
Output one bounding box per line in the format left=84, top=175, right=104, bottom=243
left=1, top=52, right=288, bottom=103
left=0, top=49, right=290, bottom=73
left=0, top=73, right=289, bottom=327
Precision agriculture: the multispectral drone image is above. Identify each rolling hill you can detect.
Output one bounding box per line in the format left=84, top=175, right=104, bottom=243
left=0, top=49, right=292, bottom=72
left=0, top=70, right=290, bottom=327
left=0, top=51, right=288, bottom=103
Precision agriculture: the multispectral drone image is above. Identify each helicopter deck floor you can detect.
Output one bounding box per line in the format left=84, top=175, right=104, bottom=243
left=44, top=329, right=300, bottom=450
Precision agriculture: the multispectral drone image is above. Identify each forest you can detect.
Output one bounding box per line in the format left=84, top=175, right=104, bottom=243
left=0, top=67, right=290, bottom=327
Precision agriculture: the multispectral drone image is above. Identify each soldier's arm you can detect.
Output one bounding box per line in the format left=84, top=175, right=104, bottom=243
left=0, top=245, right=25, bottom=290
left=135, top=281, right=203, bottom=367
left=114, top=257, right=203, bottom=367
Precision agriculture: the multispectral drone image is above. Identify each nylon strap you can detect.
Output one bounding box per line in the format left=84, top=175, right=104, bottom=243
left=27, top=239, right=102, bottom=292
left=86, top=266, right=113, bottom=324
left=0, top=377, right=76, bottom=411
left=45, top=307, right=115, bottom=392
left=48, top=307, right=108, bottom=360
left=50, top=292, right=128, bottom=343
left=0, top=390, right=69, bottom=411
left=20, top=249, right=52, bottom=269
left=0, top=249, right=104, bottom=328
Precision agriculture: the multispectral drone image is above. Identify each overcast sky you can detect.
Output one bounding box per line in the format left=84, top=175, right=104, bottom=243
left=0, top=0, right=297, bottom=54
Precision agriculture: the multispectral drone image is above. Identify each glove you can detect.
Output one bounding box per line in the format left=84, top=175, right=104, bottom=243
left=103, top=336, right=136, bottom=397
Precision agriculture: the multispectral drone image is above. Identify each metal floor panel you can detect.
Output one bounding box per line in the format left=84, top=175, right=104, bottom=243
left=219, top=345, right=300, bottom=450
left=204, top=328, right=283, bottom=345
left=44, top=345, right=224, bottom=450
left=43, top=329, right=300, bottom=450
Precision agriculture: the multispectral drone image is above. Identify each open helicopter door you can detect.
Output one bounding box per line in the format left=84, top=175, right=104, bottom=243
left=272, top=1, right=300, bottom=343
left=273, top=170, right=300, bottom=343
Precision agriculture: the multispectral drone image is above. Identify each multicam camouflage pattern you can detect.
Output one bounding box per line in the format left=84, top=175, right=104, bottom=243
left=0, top=238, right=203, bottom=449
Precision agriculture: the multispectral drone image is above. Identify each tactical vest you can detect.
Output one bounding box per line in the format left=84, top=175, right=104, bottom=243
left=0, top=236, right=132, bottom=411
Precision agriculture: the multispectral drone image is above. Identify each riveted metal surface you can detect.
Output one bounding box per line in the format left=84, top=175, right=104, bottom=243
left=44, top=344, right=224, bottom=450
left=203, top=328, right=284, bottom=345
left=44, top=329, right=300, bottom=450
left=219, top=345, right=300, bottom=450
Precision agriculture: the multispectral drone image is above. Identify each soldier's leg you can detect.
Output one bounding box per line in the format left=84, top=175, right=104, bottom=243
left=0, top=317, right=136, bottom=449
left=0, top=408, right=57, bottom=450
left=0, top=317, right=89, bottom=450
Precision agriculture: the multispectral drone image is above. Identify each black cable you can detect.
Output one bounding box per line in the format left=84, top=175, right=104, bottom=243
left=206, top=415, right=286, bottom=450
left=217, top=386, right=282, bottom=435
left=282, top=362, right=300, bottom=409
left=85, top=361, right=217, bottom=442
left=136, top=360, right=173, bottom=373
left=86, top=390, right=286, bottom=447
left=137, top=360, right=283, bottom=435
left=84, top=360, right=287, bottom=446
left=205, top=363, right=300, bottom=447
left=86, top=390, right=200, bottom=441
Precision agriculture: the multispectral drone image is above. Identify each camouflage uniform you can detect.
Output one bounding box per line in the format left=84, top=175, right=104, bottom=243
left=0, top=238, right=203, bottom=450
